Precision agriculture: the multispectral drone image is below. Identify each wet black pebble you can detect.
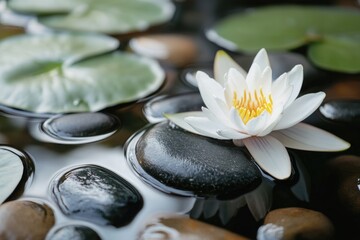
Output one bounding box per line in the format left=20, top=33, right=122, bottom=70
left=43, top=112, right=120, bottom=139
left=320, top=100, right=360, bottom=123
left=51, top=165, right=143, bottom=227
left=135, top=121, right=262, bottom=200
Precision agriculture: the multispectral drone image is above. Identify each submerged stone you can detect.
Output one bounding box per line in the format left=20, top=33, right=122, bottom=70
left=51, top=165, right=143, bottom=227
left=47, top=225, right=101, bottom=240
left=134, top=122, right=262, bottom=200
left=140, top=215, right=250, bottom=240
left=0, top=200, right=55, bottom=240
left=143, top=92, right=204, bottom=122
left=263, top=207, right=335, bottom=240
left=42, top=112, right=120, bottom=139
left=320, top=100, right=360, bottom=123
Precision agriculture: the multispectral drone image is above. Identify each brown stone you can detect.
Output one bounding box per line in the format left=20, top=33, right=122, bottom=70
left=325, top=80, right=360, bottom=101
left=129, top=34, right=198, bottom=67
left=264, top=207, right=335, bottom=240
left=0, top=200, right=55, bottom=240
left=140, top=215, right=249, bottom=240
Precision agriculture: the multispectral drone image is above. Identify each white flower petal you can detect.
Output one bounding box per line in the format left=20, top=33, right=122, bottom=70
left=201, top=106, right=234, bottom=130
left=246, top=63, right=262, bottom=92
left=185, top=116, right=228, bottom=139
left=253, top=48, right=270, bottom=72
left=214, top=50, right=247, bottom=86
left=259, top=105, right=283, bottom=136
left=196, top=71, right=226, bottom=118
left=227, top=67, right=247, bottom=94
left=271, top=123, right=350, bottom=151
left=217, top=129, right=249, bottom=139
left=219, top=196, right=246, bottom=225
left=245, top=180, right=273, bottom=221
left=271, top=73, right=288, bottom=100
left=190, top=199, right=205, bottom=219
left=229, top=108, right=247, bottom=132
left=165, top=111, right=205, bottom=135
left=274, top=92, right=325, bottom=130
left=257, top=224, right=284, bottom=240
left=261, top=66, right=272, bottom=95
left=245, top=111, right=270, bottom=136
left=284, top=65, right=303, bottom=109
left=243, top=136, right=291, bottom=180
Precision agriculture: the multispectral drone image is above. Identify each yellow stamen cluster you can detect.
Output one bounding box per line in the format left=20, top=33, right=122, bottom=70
left=233, top=89, right=273, bottom=124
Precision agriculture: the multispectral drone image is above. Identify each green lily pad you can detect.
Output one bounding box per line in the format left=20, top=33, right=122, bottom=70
left=0, top=148, right=24, bottom=204
left=0, top=33, right=165, bottom=114
left=210, top=6, right=360, bottom=52
left=308, top=34, right=360, bottom=73
left=208, top=6, right=360, bottom=73
left=8, top=0, right=175, bottom=34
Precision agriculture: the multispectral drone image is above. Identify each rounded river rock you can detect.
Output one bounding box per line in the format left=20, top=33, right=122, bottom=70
left=51, top=165, right=143, bottom=227
left=135, top=122, right=262, bottom=200
left=0, top=200, right=55, bottom=240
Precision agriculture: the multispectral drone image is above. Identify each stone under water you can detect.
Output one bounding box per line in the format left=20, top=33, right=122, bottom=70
left=134, top=121, right=262, bottom=199
left=51, top=165, right=143, bottom=227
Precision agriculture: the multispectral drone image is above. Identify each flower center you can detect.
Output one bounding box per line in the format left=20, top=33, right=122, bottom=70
left=233, top=89, right=273, bottom=124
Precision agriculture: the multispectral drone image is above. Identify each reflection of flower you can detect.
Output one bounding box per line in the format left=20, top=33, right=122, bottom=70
left=166, top=49, right=350, bottom=180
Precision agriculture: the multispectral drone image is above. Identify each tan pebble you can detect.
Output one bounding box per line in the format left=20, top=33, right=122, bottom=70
left=0, top=200, right=55, bottom=240
left=264, top=207, right=334, bottom=240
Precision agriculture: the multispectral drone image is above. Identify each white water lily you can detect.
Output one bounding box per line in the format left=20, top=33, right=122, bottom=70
left=166, top=49, right=350, bottom=180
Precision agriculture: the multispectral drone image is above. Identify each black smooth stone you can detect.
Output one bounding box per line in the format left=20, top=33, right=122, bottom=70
left=143, top=92, right=204, bottom=122
left=47, top=225, right=101, bottom=240
left=51, top=165, right=143, bottom=227
left=42, top=112, right=120, bottom=139
left=320, top=100, right=360, bottom=123
left=135, top=121, right=262, bottom=200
